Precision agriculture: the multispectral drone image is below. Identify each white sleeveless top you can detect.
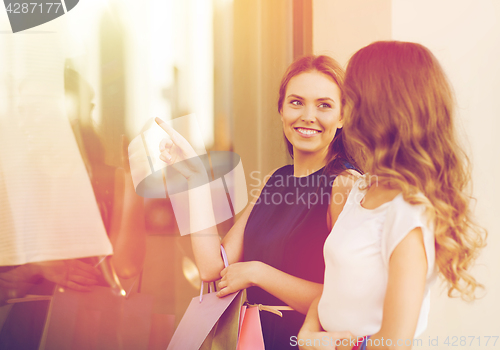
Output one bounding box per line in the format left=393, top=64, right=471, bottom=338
left=318, top=175, right=438, bottom=338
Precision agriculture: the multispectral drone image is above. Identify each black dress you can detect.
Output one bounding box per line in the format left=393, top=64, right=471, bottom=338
left=243, top=163, right=354, bottom=349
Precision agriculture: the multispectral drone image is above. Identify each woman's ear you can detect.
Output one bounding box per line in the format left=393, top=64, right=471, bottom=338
left=337, top=121, right=344, bottom=129
left=338, top=102, right=350, bottom=129
left=337, top=113, right=344, bottom=129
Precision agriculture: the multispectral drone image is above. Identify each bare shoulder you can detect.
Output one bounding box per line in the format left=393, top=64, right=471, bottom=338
left=327, top=169, right=362, bottom=230
left=331, top=169, right=362, bottom=193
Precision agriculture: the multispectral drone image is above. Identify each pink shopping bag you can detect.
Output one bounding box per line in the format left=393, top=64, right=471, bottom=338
left=237, top=305, right=265, bottom=350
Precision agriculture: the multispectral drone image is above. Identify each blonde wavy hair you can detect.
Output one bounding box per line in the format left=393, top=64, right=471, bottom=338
left=343, top=41, right=487, bottom=301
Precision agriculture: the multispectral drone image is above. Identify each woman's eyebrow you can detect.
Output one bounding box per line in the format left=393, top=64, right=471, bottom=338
left=317, top=97, right=335, bottom=103
left=287, top=94, right=336, bottom=104
left=287, top=94, right=304, bottom=100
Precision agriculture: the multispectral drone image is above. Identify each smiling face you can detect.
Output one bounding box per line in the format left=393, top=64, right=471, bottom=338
left=280, top=70, right=343, bottom=158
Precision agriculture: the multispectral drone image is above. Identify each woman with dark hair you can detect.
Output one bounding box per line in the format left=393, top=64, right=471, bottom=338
left=157, top=55, right=361, bottom=349
left=277, top=56, right=354, bottom=176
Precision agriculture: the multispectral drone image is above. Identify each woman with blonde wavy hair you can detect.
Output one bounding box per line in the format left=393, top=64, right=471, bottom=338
left=298, top=41, right=487, bottom=350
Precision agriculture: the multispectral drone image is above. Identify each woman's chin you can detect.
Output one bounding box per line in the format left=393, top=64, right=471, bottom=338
left=291, top=145, right=328, bottom=157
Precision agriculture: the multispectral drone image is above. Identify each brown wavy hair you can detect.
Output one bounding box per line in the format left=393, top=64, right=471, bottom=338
left=278, top=55, right=359, bottom=175
left=343, top=41, right=486, bottom=300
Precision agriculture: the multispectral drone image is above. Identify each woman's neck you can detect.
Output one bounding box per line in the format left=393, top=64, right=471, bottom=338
left=292, top=148, right=329, bottom=177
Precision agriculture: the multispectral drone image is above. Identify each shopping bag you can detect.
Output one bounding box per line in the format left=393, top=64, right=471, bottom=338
left=166, top=283, right=244, bottom=350
left=236, top=305, right=265, bottom=350
left=199, top=287, right=246, bottom=350
left=39, top=285, right=154, bottom=350
left=167, top=245, right=243, bottom=350
left=167, top=245, right=266, bottom=350
left=200, top=289, right=265, bottom=350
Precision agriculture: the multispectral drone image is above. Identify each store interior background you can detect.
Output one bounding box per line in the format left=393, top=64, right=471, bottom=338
left=0, top=0, right=498, bottom=348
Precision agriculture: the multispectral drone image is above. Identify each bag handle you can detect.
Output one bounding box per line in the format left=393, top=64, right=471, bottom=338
left=245, top=303, right=294, bottom=317
left=199, top=245, right=229, bottom=302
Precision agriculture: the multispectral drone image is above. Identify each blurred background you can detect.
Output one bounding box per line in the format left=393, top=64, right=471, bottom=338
left=0, top=0, right=498, bottom=349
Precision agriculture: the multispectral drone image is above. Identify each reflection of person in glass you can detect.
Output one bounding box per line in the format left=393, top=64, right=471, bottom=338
left=157, top=55, right=361, bottom=349
left=0, top=68, right=146, bottom=349
left=298, top=41, right=487, bottom=350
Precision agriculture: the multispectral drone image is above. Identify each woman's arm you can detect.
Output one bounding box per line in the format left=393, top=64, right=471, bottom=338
left=157, top=117, right=280, bottom=281
left=155, top=118, right=224, bottom=281
left=297, top=227, right=427, bottom=350
left=187, top=167, right=277, bottom=281
left=253, top=262, right=323, bottom=314
left=335, top=227, right=428, bottom=350
left=296, top=296, right=355, bottom=349
left=327, top=171, right=360, bottom=231
left=366, top=227, right=427, bottom=350
left=217, top=261, right=323, bottom=314
left=301, top=296, right=323, bottom=332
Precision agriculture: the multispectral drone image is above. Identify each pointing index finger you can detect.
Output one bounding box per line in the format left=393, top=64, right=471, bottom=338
left=155, top=117, right=196, bottom=155
left=155, top=117, right=177, bottom=139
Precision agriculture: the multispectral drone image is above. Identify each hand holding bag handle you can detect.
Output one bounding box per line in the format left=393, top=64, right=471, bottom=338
left=169, top=245, right=285, bottom=350
left=167, top=245, right=244, bottom=350
left=202, top=246, right=265, bottom=350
